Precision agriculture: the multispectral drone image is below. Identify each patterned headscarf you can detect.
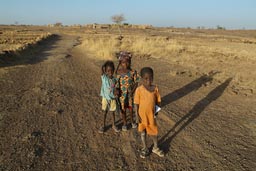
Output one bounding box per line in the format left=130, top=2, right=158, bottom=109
left=118, top=51, right=132, bottom=61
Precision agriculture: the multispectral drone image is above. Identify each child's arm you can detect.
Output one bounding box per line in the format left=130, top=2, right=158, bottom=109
left=114, top=88, right=120, bottom=97
left=101, top=65, right=105, bottom=75
left=155, top=86, right=161, bottom=117
left=130, top=70, right=140, bottom=96
left=134, top=104, right=141, bottom=123
left=131, top=82, right=138, bottom=96
left=114, top=76, right=120, bottom=97
left=115, top=62, right=120, bottom=75
left=156, top=102, right=161, bottom=107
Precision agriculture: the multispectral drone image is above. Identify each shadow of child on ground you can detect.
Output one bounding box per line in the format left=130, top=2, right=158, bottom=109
left=159, top=77, right=233, bottom=153
left=161, top=71, right=220, bottom=108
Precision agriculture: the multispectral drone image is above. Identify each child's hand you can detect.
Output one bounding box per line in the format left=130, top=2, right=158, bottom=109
left=114, top=88, right=120, bottom=97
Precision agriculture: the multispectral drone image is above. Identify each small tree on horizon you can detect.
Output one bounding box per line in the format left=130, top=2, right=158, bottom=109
left=216, top=25, right=226, bottom=30
left=54, top=22, right=63, bottom=27
left=111, top=14, right=125, bottom=25
left=111, top=14, right=126, bottom=36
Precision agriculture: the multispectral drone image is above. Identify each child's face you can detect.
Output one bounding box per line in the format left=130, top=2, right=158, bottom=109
left=120, top=59, right=129, bottom=69
left=106, top=66, right=114, bottom=78
left=142, top=73, right=153, bottom=86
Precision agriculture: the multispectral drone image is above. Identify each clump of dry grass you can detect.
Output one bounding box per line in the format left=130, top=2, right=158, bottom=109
left=79, top=35, right=119, bottom=60
left=79, top=34, right=186, bottom=60
left=120, top=35, right=186, bottom=58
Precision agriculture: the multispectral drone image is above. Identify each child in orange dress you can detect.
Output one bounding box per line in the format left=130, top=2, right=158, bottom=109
left=134, top=67, right=164, bottom=158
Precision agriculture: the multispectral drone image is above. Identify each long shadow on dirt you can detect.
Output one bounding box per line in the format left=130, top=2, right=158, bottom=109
left=159, top=77, right=232, bottom=152
left=161, top=72, right=219, bottom=108
left=0, top=34, right=61, bottom=67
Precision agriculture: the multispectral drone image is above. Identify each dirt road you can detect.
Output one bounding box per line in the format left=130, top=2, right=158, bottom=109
left=0, top=34, right=255, bottom=171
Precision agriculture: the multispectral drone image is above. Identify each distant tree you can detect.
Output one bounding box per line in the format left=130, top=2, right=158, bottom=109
left=111, top=14, right=125, bottom=25
left=216, top=25, right=225, bottom=30
left=54, top=22, right=63, bottom=27
left=111, top=14, right=126, bottom=36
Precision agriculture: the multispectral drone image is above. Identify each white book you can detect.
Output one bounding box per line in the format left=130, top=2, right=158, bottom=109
left=155, top=105, right=161, bottom=114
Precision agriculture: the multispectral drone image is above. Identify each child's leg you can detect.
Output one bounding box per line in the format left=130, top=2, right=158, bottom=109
left=151, top=135, right=164, bottom=157
left=129, top=107, right=133, bottom=123
left=121, top=109, right=127, bottom=125
left=111, top=111, right=116, bottom=126
left=121, top=109, right=128, bottom=131
left=99, top=110, right=107, bottom=133
left=129, top=107, right=137, bottom=128
left=141, top=130, right=147, bottom=150
left=111, top=111, right=120, bottom=132
left=103, top=110, right=108, bottom=127
left=99, top=98, right=108, bottom=133
left=152, top=135, right=158, bottom=149
left=140, top=130, right=149, bottom=158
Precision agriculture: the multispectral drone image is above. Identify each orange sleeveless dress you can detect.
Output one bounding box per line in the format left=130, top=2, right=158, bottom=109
left=134, top=85, right=161, bottom=135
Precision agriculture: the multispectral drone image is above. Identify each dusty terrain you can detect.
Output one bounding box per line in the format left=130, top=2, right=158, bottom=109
left=0, top=26, right=256, bottom=171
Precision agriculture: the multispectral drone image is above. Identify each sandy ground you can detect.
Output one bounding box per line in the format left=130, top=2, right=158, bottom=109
left=0, top=32, right=256, bottom=171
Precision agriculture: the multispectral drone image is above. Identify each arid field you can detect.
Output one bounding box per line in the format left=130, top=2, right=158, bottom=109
left=0, top=25, right=256, bottom=171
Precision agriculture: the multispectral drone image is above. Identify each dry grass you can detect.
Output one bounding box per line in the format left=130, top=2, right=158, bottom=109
left=0, top=27, right=52, bottom=53
left=80, top=34, right=186, bottom=60
left=121, top=35, right=186, bottom=58
left=79, top=34, right=118, bottom=60
left=79, top=32, right=256, bottom=95
left=1, top=25, right=256, bottom=95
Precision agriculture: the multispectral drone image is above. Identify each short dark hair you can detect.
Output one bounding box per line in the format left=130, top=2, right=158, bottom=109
left=140, top=67, right=153, bottom=78
left=102, top=60, right=115, bottom=73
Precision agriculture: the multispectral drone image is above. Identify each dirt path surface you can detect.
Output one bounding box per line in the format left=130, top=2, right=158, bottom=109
left=0, top=34, right=256, bottom=171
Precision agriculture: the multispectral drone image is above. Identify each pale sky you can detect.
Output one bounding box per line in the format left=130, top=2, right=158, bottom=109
left=0, top=0, right=255, bottom=29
